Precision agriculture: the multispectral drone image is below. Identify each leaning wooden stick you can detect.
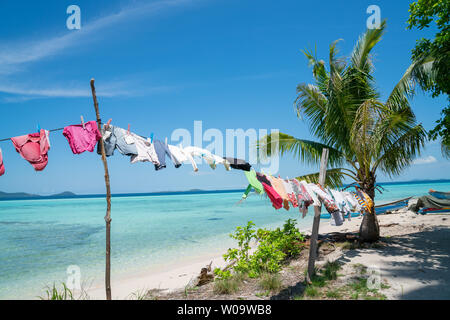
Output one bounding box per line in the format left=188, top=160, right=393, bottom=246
left=90, top=78, right=112, bottom=300
left=306, top=148, right=329, bottom=283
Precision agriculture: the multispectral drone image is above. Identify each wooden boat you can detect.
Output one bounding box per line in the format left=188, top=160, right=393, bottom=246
left=374, top=197, right=412, bottom=214
left=429, top=190, right=450, bottom=200
left=418, top=207, right=450, bottom=215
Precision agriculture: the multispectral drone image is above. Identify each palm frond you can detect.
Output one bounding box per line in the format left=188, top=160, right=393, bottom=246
left=373, top=124, right=427, bottom=177
left=302, top=47, right=328, bottom=82
left=386, top=55, right=436, bottom=111
left=350, top=99, right=385, bottom=172
left=294, top=83, right=327, bottom=122
left=255, top=132, right=344, bottom=168
left=350, top=20, right=386, bottom=74
left=295, top=168, right=355, bottom=189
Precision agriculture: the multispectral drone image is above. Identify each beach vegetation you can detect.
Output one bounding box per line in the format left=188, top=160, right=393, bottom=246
left=322, top=260, right=340, bottom=280
left=128, top=288, right=148, bottom=300
left=298, top=261, right=388, bottom=300
left=39, top=282, right=74, bottom=300
left=304, top=285, right=319, bottom=297
left=215, top=219, right=306, bottom=280
left=257, top=21, right=428, bottom=242
left=325, top=289, right=342, bottom=299
left=213, top=276, right=242, bottom=295
left=258, top=273, right=282, bottom=291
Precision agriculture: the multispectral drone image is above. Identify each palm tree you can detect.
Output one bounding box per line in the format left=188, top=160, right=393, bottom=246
left=257, top=21, right=428, bottom=242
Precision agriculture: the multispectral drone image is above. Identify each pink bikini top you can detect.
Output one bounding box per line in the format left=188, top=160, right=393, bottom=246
left=11, top=129, right=50, bottom=171
left=0, top=148, right=4, bottom=176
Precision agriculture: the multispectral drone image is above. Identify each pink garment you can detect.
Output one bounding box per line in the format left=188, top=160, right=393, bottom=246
left=262, top=182, right=283, bottom=210
left=0, top=148, right=5, bottom=176
left=11, top=129, right=50, bottom=171
left=63, top=121, right=101, bottom=154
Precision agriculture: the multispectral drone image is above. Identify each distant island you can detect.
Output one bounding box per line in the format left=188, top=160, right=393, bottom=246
left=1, top=178, right=449, bottom=202
left=0, top=191, right=77, bottom=200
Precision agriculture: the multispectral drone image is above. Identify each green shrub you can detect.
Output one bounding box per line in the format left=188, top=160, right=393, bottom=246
left=217, top=219, right=306, bottom=279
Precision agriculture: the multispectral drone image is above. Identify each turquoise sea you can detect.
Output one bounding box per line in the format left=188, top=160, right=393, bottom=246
left=1, top=180, right=449, bottom=299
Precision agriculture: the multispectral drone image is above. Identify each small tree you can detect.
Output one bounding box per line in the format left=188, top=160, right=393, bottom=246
left=407, top=0, right=449, bottom=157
left=257, top=21, right=427, bottom=242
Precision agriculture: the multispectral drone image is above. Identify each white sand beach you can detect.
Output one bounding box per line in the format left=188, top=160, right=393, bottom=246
left=84, top=208, right=450, bottom=300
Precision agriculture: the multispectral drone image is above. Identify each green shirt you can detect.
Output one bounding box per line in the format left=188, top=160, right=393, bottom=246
left=242, top=170, right=264, bottom=199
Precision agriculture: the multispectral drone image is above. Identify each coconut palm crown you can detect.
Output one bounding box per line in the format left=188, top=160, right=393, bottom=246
left=257, top=21, right=429, bottom=241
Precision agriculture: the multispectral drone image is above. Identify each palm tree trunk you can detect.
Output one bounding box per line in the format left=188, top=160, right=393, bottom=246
left=359, top=175, right=380, bottom=242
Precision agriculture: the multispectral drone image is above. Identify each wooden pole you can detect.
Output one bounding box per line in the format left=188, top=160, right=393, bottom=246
left=90, top=79, right=112, bottom=300
left=306, top=148, right=329, bottom=282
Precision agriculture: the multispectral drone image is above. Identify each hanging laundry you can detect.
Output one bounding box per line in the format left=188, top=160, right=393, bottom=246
left=98, top=125, right=138, bottom=157
left=255, top=172, right=283, bottom=209
left=352, top=191, right=367, bottom=213
left=342, top=191, right=359, bottom=212
left=11, top=129, right=50, bottom=171
left=282, top=179, right=298, bottom=208
left=130, top=134, right=160, bottom=166
left=242, top=169, right=264, bottom=199
left=357, top=188, right=374, bottom=213
left=267, top=176, right=290, bottom=210
left=299, top=181, right=320, bottom=206
left=291, top=179, right=314, bottom=217
left=223, top=157, right=251, bottom=171
left=63, top=121, right=102, bottom=154
left=0, top=148, right=5, bottom=176
left=207, top=154, right=231, bottom=171
left=308, top=184, right=338, bottom=211
left=168, top=144, right=198, bottom=172
left=308, top=183, right=343, bottom=226
left=153, top=140, right=181, bottom=171
left=329, top=210, right=344, bottom=226
left=255, top=172, right=271, bottom=185
left=261, top=182, right=283, bottom=210
left=184, top=147, right=230, bottom=171
left=330, top=189, right=351, bottom=221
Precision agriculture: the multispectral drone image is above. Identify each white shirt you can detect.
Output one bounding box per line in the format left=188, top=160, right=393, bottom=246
left=130, top=134, right=159, bottom=165
left=343, top=191, right=358, bottom=208
left=168, top=144, right=198, bottom=172
left=183, top=146, right=230, bottom=171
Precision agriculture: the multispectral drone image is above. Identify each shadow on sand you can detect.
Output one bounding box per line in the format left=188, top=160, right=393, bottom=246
left=270, top=225, right=450, bottom=300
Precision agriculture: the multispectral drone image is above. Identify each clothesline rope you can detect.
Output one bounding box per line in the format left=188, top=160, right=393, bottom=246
left=0, top=127, right=65, bottom=143
left=0, top=120, right=107, bottom=142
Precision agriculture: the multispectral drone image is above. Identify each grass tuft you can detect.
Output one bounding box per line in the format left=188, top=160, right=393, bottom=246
left=39, top=283, right=74, bottom=300
left=322, top=261, right=341, bottom=280
left=304, top=285, right=319, bottom=297
left=213, top=276, right=241, bottom=295
left=259, top=273, right=282, bottom=291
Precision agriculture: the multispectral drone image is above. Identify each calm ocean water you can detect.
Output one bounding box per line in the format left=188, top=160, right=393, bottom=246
left=0, top=180, right=449, bottom=299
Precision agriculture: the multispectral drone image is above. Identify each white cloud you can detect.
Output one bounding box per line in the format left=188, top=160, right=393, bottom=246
left=0, top=0, right=195, bottom=101
left=413, top=156, right=437, bottom=165
left=0, top=0, right=194, bottom=72
left=0, top=81, right=178, bottom=102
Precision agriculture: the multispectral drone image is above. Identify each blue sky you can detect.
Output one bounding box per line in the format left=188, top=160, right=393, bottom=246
left=0, top=0, right=448, bottom=195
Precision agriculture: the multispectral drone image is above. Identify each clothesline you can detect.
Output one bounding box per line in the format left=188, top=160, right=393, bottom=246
left=0, top=127, right=65, bottom=142
left=0, top=117, right=108, bottom=142
left=0, top=120, right=253, bottom=177
left=239, top=169, right=375, bottom=227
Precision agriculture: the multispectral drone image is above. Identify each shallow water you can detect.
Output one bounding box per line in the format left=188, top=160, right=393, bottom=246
left=0, top=180, right=449, bottom=299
